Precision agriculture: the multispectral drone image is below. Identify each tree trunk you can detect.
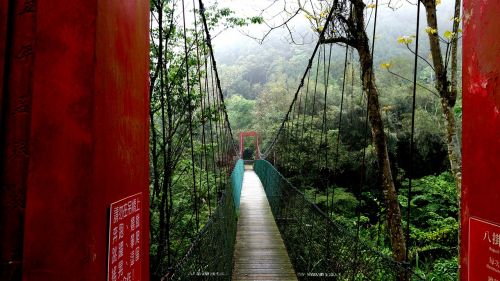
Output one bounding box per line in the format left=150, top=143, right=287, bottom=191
left=450, top=2, right=462, bottom=278
left=422, top=0, right=462, bottom=188
left=346, top=1, right=408, bottom=267
left=422, top=2, right=462, bottom=276
left=356, top=40, right=407, bottom=265
left=154, top=2, right=167, bottom=278
left=450, top=0, right=462, bottom=190
left=451, top=0, right=461, bottom=99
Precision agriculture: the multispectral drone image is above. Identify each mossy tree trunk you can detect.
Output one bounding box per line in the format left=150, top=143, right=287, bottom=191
left=322, top=0, right=408, bottom=271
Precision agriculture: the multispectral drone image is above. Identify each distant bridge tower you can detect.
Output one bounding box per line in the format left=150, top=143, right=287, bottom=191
left=239, top=131, right=260, bottom=160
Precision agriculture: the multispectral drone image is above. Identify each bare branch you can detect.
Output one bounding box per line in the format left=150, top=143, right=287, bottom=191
left=405, top=43, right=435, bottom=71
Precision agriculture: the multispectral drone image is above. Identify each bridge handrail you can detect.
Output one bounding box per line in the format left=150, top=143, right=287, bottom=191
left=164, top=159, right=244, bottom=280
left=254, top=159, right=424, bottom=280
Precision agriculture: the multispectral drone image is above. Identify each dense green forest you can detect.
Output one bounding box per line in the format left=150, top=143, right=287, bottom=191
left=150, top=0, right=462, bottom=279
left=219, top=1, right=461, bottom=279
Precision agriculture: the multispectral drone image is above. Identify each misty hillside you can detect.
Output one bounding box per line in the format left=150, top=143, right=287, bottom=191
left=213, top=1, right=460, bottom=100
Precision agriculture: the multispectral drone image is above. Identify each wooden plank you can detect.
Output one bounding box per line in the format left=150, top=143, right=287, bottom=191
left=232, top=170, right=298, bottom=281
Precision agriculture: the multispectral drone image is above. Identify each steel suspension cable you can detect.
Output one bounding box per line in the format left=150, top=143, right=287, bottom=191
left=164, top=2, right=175, bottom=267
left=262, top=2, right=339, bottom=157
left=198, top=0, right=239, bottom=158
left=322, top=44, right=333, bottom=210
left=157, top=0, right=176, bottom=269
left=209, top=62, right=223, bottom=196
left=289, top=94, right=298, bottom=141
left=349, top=49, right=355, bottom=127
left=330, top=44, right=350, bottom=217
left=309, top=46, right=325, bottom=202
left=320, top=43, right=334, bottom=261
left=300, top=55, right=319, bottom=149
left=156, top=0, right=171, bottom=269
left=309, top=45, right=322, bottom=145
left=288, top=87, right=301, bottom=171
left=291, top=81, right=303, bottom=141
left=406, top=0, right=421, bottom=265
left=181, top=0, right=199, bottom=232
left=158, top=1, right=242, bottom=278
left=204, top=51, right=218, bottom=213
left=212, top=71, right=229, bottom=188
left=192, top=0, right=212, bottom=216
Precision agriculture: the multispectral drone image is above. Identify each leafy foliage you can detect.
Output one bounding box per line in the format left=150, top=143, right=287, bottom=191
left=148, top=1, right=246, bottom=279
left=148, top=0, right=461, bottom=279
left=219, top=20, right=459, bottom=277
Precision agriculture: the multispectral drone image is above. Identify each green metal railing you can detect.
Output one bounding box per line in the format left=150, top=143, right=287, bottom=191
left=254, top=159, right=423, bottom=281
left=231, top=160, right=244, bottom=209
left=166, top=160, right=244, bottom=280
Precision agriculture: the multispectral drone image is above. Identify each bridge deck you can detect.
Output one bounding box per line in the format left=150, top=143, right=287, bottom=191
left=232, top=169, right=297, bottom=281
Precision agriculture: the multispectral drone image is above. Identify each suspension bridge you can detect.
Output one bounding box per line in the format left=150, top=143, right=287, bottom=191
left=1, top=0, right=499, bottom=280
left=154, top=0, right=428, bottom=280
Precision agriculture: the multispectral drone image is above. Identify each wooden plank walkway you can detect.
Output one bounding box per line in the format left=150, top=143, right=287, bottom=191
left=232, top=168, right=298, bottom=281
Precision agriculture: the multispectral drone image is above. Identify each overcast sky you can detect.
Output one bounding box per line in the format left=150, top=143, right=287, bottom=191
left=209, top=0, right=458, bottom=44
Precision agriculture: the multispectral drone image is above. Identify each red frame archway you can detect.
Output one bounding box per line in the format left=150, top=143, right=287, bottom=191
left=239, top=131, right=260, bottom=159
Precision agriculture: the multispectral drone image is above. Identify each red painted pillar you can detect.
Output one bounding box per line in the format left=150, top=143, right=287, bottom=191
left=0, top=0, right=150, bottom=280
left=462, top=1, right=500, bottom=279
left=255, top=133, right=260, bottom=159
left=240, top=132, right=244, bottom=158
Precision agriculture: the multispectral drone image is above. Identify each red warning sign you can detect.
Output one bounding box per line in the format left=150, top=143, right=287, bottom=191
left=107, top=193, right=143, bottom=281
left=469, top=217, right=500, bottom=280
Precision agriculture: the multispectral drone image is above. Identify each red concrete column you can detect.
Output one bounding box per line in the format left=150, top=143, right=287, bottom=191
left=1, top=0, right=150, bottom=280
left=462, top=0, right=500, bottom=279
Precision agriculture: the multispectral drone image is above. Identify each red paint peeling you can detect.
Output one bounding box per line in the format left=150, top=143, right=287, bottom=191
left=468, top=55, right=500, bottom=115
